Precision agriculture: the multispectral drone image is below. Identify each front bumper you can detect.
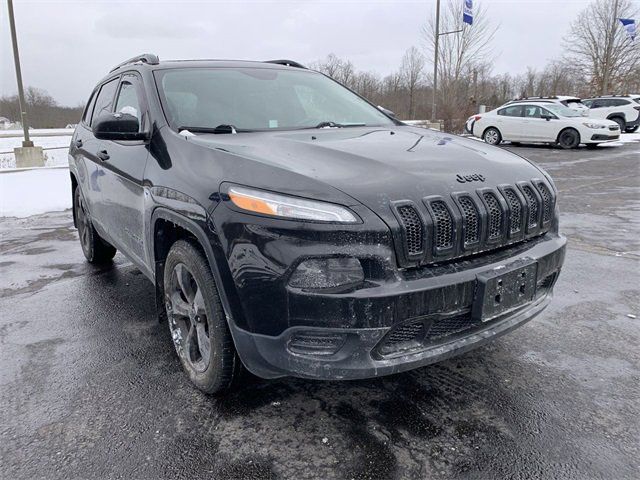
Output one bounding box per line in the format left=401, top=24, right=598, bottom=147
left=229, top=233, right=566, bottom=380
left=590, top=132, right=620, bottom=141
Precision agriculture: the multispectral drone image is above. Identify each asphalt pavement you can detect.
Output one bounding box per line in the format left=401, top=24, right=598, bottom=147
left=1, top=140, right=639, bottom=479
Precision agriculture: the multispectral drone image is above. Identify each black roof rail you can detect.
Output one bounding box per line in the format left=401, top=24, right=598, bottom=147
left=512, top=96, right=560, bottom=101
left=264, top=59, right=306, bottom=69
left=110, top=53, right=159, bottom=72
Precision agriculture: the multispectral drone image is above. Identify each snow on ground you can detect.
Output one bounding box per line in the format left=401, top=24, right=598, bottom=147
left=0, top=131, right=73, bottom=169
left=0, top=168, right=71, bottom=218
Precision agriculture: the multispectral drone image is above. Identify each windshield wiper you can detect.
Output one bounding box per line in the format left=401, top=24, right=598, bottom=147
left=178, top=125, right=241, bottom=134
left=313, top=121, right=366, bottom=129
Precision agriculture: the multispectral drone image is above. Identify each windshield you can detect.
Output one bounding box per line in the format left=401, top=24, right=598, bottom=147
left=154, top=67, right=395, bottom=131
left=544, top=104, right=583, bottom=117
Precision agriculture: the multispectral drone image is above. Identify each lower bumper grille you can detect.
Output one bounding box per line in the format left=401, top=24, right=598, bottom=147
left=376, top=312, right=481, bottom=357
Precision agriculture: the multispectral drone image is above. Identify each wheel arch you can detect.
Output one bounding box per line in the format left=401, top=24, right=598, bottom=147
left=150, top=207, right=241, bottom=328
left=556, top=126, right=581, bottom=145
left=482, top=125, right=501, bottom=138
left=606, top=112, right=626, bottom=122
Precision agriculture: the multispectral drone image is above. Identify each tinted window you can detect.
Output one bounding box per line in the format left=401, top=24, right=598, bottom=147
left=115, top=76, right=142, bottom=121
left=582, top=99, right=593, bottom=107
left=155, top=68, right=394, bottom=131
left=609, top=99, right=630, bottom=106
left=82, top=91, right=97, bottom=125
left=524, top=105, right=543, bottom=118
left=497, top=105, right=524, bottom=117
left=91, top=78, right=119, bottom=126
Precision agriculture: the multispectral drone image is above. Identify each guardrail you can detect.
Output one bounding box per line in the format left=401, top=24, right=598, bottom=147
left=0, top=129, right=74, bottom=139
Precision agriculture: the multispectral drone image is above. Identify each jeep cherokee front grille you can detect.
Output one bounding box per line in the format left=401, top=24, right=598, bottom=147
left=392, top=179, right=555, bottom=267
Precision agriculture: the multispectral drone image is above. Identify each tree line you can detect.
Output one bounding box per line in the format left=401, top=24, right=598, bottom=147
left=1, top=0, right=638, bottom=132
left=0, top=87, right=83, bottom=129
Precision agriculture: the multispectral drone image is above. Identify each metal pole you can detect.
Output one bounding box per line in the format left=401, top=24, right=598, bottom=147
left=7, top=0, right=33, bottom=147
left=602, top=0, right=620, bottom=94
left=431, top=0, right=440, bottom=122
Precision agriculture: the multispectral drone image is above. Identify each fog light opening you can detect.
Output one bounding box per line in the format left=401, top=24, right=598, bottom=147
left=287, top=331, right=348, bottom=356
left=288, top=257, right=364, bottom=290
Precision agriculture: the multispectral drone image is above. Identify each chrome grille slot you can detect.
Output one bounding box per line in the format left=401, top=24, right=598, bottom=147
left=483, top=192, right=503, bottom=239
left=430, top=201, right=453, bottom=250
left=458, top=196, right=480, bottom=245
left=397, top=204, right=424, bottom=257
left=535, top=182, right=553, bottom=223
left=521, top=185, right=539, bottom=228
left=502, top=188, right=522, bottom=234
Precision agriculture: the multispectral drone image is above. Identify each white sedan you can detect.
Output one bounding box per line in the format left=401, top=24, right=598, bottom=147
left=471, top=102, right=620, bottom=149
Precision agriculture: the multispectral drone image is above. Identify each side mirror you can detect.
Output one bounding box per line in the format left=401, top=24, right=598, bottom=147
left=92, top=112, right=147, bottom=141
left=541, top=115, right=553, bottom=121
left=377, top=105, right=397, bottom=118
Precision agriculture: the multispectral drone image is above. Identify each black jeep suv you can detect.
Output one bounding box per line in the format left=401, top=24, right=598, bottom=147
left=69, top=54, right=566, bottom=393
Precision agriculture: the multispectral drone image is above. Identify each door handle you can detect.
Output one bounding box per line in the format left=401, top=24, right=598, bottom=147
left=97, top=149, right=110, bottom=161
left=74, top=138, right=83, bottom=148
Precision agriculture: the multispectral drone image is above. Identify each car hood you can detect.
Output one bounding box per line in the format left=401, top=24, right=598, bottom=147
left=189, top=126, right=546, bottom=217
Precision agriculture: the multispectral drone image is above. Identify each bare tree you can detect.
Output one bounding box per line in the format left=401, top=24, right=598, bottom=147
left=563, top=0, right=640, bottom=94
left=399, top=47, right=426, bottom=118
left=310, top=53, right=355, bottom=87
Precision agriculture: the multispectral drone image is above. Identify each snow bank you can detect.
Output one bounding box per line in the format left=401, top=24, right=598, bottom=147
left=0, top=168, right=71, bottom=218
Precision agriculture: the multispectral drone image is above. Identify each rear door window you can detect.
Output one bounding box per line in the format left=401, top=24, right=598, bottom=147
left=90, top=78, right=120, bottom=127
left=524, top=106, right=543, bottom=118
left=498, top=105, right=524, bottom=117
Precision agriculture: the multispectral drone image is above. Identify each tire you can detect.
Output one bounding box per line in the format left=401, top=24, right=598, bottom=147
left=164, top=239, right=241, bottom=394
left=610, top=117, right=625, bottom=132
left=625, top=125, right=638, bottom=133
left=483, top=127, right=502, bottom=146
left=73, top=185, right=116, bottom=263
left=557, top=128, right=580, bottom=149
left=586, top=143, right=599, bottom=149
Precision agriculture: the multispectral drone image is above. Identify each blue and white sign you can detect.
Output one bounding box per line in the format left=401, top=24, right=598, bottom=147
left=463, top=0, right=473, bottom=25
left=619, top=18, right=636, bottom=41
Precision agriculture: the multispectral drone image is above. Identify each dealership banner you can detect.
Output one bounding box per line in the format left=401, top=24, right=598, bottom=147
left=463, top=0, right=473, bottom=25
left=619, top=18, right=636, bottom=41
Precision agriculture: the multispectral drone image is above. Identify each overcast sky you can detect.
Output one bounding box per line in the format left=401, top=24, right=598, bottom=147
left=1, top=0, right=594, bottom=106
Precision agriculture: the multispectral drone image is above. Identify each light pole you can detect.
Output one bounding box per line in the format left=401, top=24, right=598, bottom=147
left=431, top=0, right=462, bottom=122
left=7, top=0, right=33, bottom=147
left=431, top=0, right=441, bottom=122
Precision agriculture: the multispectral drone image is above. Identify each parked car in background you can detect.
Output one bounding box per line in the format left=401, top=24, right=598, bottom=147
left=465, top=96, right=589, bottom=134
left=471, top=101, right=620, bottom=149
left=582, top=95, right=640, bottom=133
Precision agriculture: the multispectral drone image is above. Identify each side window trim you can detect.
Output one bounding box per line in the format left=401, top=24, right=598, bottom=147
left=115, top=70, right=150, bottom=133
left=81, top=89, right=98, bottom=127
left=89, top=75, right=122, bottom=127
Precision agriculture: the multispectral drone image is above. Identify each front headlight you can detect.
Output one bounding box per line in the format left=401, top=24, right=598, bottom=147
left=227, top=185, right=359, bottom=223
left=582, top=122, right=605, bottom=129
